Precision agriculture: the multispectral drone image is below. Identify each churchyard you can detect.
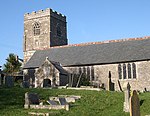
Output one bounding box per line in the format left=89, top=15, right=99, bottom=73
left=0, top=86, right=150, bottom=116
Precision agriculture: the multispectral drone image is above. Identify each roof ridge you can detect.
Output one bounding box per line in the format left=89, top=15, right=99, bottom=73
left=50, top=36, right=150, bottom=49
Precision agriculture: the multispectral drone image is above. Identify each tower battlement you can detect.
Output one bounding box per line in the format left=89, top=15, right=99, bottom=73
left=23, top=8, right=68, bottom=63
left=24, top=8, right=66, bottom=22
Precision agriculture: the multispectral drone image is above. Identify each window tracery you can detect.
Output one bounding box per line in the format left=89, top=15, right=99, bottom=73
left=33, top=22, right=40, bottom=36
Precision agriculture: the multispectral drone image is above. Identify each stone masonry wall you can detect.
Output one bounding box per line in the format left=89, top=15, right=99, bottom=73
left=23, top=8, right=68, bottom=64
left=23, top=50, right=36, bottom=64
left=24, top=9, right=51, bottom=63
left=65, top=60, right=150, bottom=91
left=95, top=61, right=150, bottom=91
left=50, top=12, right=67, bottom=47
left=34, top=59, right=60, bottom=88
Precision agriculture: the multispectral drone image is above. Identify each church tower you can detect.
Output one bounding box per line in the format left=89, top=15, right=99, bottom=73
left=23, top=8, right=68, bottom=63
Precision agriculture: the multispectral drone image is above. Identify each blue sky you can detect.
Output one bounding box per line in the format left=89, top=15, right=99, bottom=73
left=1, top=0, right=150, bottom=66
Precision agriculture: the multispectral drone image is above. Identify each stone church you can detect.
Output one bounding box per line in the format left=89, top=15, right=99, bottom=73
left=23, top=8, right=150, bottom=91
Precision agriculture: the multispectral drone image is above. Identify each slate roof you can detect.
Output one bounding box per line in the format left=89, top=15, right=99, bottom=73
left=24, top=37, right=150, bottom=69
left=50, top=61, right=68, bottom=74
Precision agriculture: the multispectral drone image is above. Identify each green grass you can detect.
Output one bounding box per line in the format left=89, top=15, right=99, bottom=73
left=0, top=87, right=149, bottom=116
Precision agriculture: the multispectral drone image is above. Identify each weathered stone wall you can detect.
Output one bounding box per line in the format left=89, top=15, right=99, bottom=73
left=23, top=8, right=68, bottom=64
left=65, top=60, right=150, bottom=91
left=134, top=61, right=150, bottom=90
left=117, top=61, right=150, bottom=91
left=23, top=68, right=36, bottom=87
left=23, top=9, right=51, bottom=63
left=50, top=12, right=67, bottom=47
left=65, top=66, right=94, bottom=81
left=65, top=65, right=115, bottom=89
left=93, top=64, right=118, bottom=90
left=34, top=59, right=60, bottom=88
left=23, top=60, right=150, bottom=90
left=23, top=50, right=36, bottom=63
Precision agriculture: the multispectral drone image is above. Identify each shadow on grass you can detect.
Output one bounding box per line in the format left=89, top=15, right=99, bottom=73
left=140, top=99, right=144, bottom=106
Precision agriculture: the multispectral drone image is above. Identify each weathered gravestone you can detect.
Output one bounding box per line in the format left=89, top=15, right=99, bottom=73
left=123, top=82, right=131, bottom=112
left=130, top=90, right=140, bottom=116
left=24, top=92, right=40, bottom=109
left=21, top=81, right=30, bottom=88
left=47, top=100, right=58, bottom=105
left=108, top=71, right=115, bottom=91
left=58, top=98, right=69, bottom=111
left=5, top=76, right=14, bottom=87
left=59, top=98, right=68, bottom=105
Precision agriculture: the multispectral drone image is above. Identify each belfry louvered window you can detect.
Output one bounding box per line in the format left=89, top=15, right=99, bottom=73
left=33, top=22, right=40, bottom=36
left=57, top=24, right=61, bottom=37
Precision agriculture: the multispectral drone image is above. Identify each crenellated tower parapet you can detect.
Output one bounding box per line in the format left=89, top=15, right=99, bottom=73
left=24, top=8, right=66, bottom=22
left=23, top=8, right=68, bottom=64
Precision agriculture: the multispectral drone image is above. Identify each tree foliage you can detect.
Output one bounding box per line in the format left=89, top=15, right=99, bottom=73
left=80, top=74, right=90, bottom=86
left=3, top=53, right=22, bottom=76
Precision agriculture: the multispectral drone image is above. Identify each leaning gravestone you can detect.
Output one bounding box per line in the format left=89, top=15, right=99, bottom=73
left=107, top=71, right=115, bottom=91
left=47, top=100, right=57, bottom=105
left=59, top=98, right=68, bottom=105
left=21, top=81, right=30, bottom=88
left=130, top=90, right=140, bottom=116
left=58, top=97, right=69, bottom=111
left=24, top=92, right=40, bottom=109
left=5, top=76, right=14, bottom=87
left=123, top=82, right=131, bottom=112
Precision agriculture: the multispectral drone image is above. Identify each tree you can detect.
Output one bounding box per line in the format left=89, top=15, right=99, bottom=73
left=79, top=74, right=90, bottom=86
left=3, top=53, right=22, bottom=76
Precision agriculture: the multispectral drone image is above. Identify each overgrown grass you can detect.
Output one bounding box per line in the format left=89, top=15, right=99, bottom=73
left=0, top=87, right=149, bottom=116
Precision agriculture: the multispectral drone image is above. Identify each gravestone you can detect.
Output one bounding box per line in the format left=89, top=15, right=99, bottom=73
left=108, top=71, right=115, bottom=91
left=58, top=97, right=69, bottom=111
left=24, top=92, right=39, bottom=109
left=22, top=81, right=30, bottom=88
left=123, top=82, right=131, bottom=112
left=5, top=76, right=14, bottom=87
left=130, top=90, right=140, bottom=116
left=24, top=92, right=30, bottom=109
left=47, top=100, right=57, bottom=105
left=59, top=98, right=68, bottom=105
left=118, top=80, right=123, bottom=92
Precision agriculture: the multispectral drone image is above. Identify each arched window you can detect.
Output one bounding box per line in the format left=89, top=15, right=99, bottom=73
left=87, top=66, right=90, bottom=80
left=91, top=66, right=94, bottom=81
left=128, top=63, right=131, bottom=79
left=118, top=64, right=122, bottom=79
left=83, top=67, right=86, bottom=75
left=33, top=22, right=40, bottom=36
left=123, top=64, right=126, bottom=79
left=79, top=67, right=82, bottom=74
left=132, top=63, right=136, bottom=79
left=57, top=24, right=61, bottom=37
